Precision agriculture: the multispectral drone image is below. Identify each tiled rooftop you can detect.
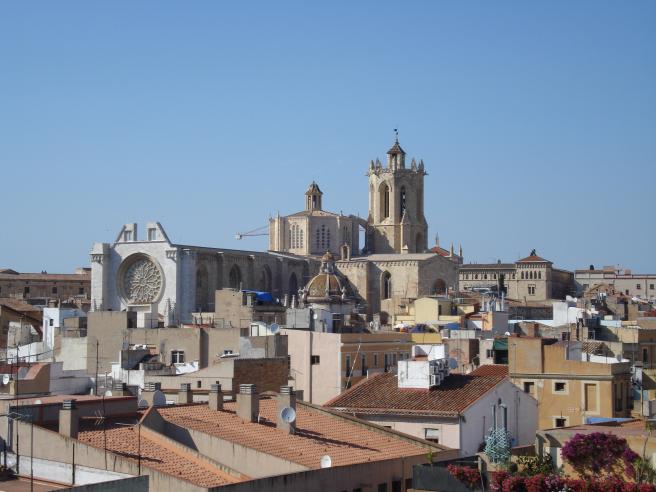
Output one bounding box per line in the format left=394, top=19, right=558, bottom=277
left=77, top=417, right=240, bottom=488
left=326, top=365, right=509, bottom=417
left=157, top=398, right=436, bottom=469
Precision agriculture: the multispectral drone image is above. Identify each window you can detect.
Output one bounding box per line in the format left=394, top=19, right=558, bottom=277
left=424, top=428, right=440, bottom=443
left=373, top=353, right=379, bottom=367
left=378, top=484, right=388, bottom=492
left=171, top=350, right=185, bottom=364
left=79, top=287, right=84, bottom=295
left=381, top=183, right=390, bottom=219
left=626, top=290, right=630, bottom=295
left=392, top=481, right=401, bottom=492
left=524, top=381, right=535, bottom=395
left=382, top=272, right=392, bottom=299
left=637, top=284, right=642, bottom=290
left=148, top=228, right=157, bottom=241
left=555, top=417, right=567, bottom=428
left=486, top=349, right=494, bottom=359
left=643, top=348, right=649, bottom=365
left=197, top=380, right=202, bottom=388
left=538, top=271, right=542, bottom=279
left=399, top=187, right=407, bottom=219
left=345, top=354, right=352, bottom=377
left=49, top=319, right=54, bottom=327
left=561, top=332, right=570, bottom=341
left=528, top=285, right=536, bottom=295
left=384, top=353, right=391, bottom=372
left=650, top=284, right=655, bottom=290
left=24, top=286, right=30, bottom=295
left=483, top=274, right=487, bottom=280
left=584, top=383, right=598, bottom=412
left=124, top=230, right=132, bottom=241
left=361, top=354, right=367, bottom=375
left=51, top=286, right=58, bottom=294
left=311, top=355, right=320, bottom=365
left=554, top=382, right=566, bottom=393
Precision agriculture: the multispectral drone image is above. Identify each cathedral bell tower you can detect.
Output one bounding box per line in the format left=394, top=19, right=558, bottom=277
left=366, top=138, right=428, bottom=254
left=305, top=181, right=323, bottom=211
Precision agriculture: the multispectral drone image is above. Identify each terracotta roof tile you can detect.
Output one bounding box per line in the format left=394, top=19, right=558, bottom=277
left=157, top=398, right=434, bottom=469
left=77, top=418, right=239, bottom=488
left=516, top=254, right=551, bottom=263
left=326, top=367, right=508, bottom=417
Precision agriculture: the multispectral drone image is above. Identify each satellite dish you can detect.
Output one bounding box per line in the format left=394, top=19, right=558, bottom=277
left=104, top=390, right=113, bottom=397
left=280, top=406, right=297, bottom=424
left=448, top=358, right=458, bottom=370
left=137, top=399, right=149, bottom=409
left=153, top=390, right=167, bottom=407
left=2, top=375, right=10, bottom=385
left=270, top=323, right=280, bottom=335
left=320, top=455, right=332, bottom=468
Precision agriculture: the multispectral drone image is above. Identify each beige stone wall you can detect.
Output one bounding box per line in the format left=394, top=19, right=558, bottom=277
left=509, top=338, right=632, bottom=429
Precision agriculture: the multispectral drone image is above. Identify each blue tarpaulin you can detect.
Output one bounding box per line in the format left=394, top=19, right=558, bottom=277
left=585, top=417, right=633, bottom=425
left=242, top=290, right=274, bottom=303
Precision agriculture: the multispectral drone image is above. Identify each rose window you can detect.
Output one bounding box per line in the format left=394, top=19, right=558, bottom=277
left=122, top=258, right=162, bottom=303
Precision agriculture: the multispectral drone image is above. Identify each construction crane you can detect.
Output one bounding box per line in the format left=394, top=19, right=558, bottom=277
left=235, top=225, right=268, bottom=240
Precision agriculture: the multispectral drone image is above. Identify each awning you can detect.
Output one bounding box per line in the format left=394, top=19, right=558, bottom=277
left=493, top=338, right=508, bottom=351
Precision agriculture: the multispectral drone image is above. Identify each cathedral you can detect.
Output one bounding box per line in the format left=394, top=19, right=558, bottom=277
left=90, top=138, right=459, bottom=325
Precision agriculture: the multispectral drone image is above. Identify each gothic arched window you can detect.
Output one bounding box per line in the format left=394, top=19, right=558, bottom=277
left=381, top=183, right=390, bottom=219
left=400, top=187, right=407, bottom=219
left=382, top=271, right=392, bottom=299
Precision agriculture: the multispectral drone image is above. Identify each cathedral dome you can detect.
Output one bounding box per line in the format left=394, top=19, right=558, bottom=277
left=302, top=251, right=351, bottom=303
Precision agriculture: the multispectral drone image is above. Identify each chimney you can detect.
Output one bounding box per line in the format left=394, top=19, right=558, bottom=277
left=236, top=384, right=259, bottom=422
left=113, top=382, right=128, bottom=396
left=179, top=383, right=193, bottom=404
left=59, top=399, right=79, bottom=439
left=277, top=385, right=296, bottom=434
left=209, top=383, right=223, bottom=411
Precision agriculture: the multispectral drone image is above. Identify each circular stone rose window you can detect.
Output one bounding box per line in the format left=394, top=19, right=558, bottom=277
left=120, top=256, right=163, bottom=304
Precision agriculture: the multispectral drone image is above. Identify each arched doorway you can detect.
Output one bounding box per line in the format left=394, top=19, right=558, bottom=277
left=228, top=265, right=242, bottom=290
left=288, top=272, right=298, bottom=297
left=259, top=265, right=272, bottom=292
left=433, top=279, right=447, bottom=295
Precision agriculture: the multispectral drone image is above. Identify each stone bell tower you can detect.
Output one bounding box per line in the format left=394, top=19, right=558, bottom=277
left=366, top=138, right=428, bottom=254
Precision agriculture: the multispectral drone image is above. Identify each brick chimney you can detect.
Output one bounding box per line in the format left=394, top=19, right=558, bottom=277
left=209, top=383, right=223, bottom=411
left=236, top=384, right=258, bottom=423
left=277, top=385, right=296, bottom=434
left=179, top=383, right=193, bottom=404
left=59, top=399, right=79, bottom=439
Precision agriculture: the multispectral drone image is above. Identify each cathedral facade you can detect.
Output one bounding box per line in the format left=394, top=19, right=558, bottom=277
left=90, top=138, right=459, bottom=326
left=90, top=222, right=314, bottom=326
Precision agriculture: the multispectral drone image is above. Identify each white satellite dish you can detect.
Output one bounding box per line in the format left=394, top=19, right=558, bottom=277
left=2, top=374, right=10, bottom=385
left=137, top=399, right=149, bottom=409
left=269, top=323, right=280, bottom=335
left=104, top=390, right=113, bottom=397
left=320, top=455, right=332, bottom=468
left=280, top=406, right=297, bottom=424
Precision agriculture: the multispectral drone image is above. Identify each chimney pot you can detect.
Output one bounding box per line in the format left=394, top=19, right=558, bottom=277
left=209, top=383, right=223, bottom=411
left=277, top=386, right=296, bottom=434
left=59, top=399, right=79, bottom=439
left=179, top=383, right=193, bottom=404
left=236, top=384, right=258, bottom=422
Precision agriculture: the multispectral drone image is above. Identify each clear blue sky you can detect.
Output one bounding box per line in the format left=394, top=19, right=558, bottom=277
left=1, top=1, right=654, bottom=273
